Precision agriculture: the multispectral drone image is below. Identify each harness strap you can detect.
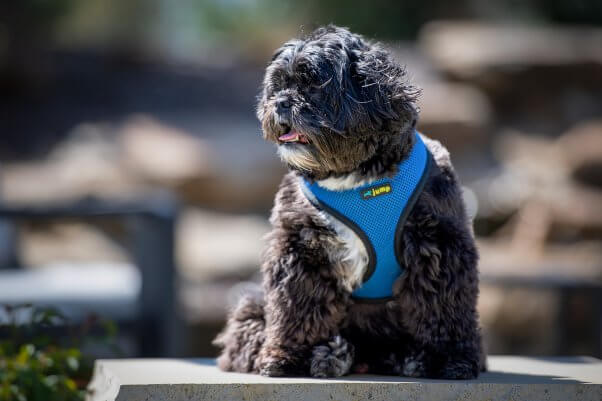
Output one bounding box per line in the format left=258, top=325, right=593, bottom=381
left=301, top=131, right=432, bottom=300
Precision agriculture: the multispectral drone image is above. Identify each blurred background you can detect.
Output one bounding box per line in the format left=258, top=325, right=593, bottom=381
left=1, top=0, right=601, bottom=361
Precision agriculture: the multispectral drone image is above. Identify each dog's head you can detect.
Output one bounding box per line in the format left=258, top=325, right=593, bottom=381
left=257, top=25, right=419, bottom=180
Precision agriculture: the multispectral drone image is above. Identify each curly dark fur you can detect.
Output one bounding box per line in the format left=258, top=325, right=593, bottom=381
left=257, top=25, right=419, bottom=180
left=213, top=25, right=485, bottom=379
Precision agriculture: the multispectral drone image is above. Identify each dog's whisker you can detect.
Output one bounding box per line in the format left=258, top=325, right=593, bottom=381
left=317, top=76, right=333, bottom=88
left=345, top=93, right=373, bottom=104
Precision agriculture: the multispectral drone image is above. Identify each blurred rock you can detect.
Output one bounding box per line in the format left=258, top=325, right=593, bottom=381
left=419, top=21, right=602, bottom=135
left=479, top=284, right=560, bottom=355
left=176, top=208, right=268, bottom=283
left=2, top=115, right=286, bottom=213
left=176, top=208, right=267, bottom=353
left=2, top=123, right=145, bottom=205
left=18, top=221, right=129, bottom=267
left=558, top=120, right=602, bottom=189
left=417, top=82, right=492, bottom=153
left=119, top=114, right=286, bottom=212
left=389, top=44, right=493, bottom=154
left=478, top=239, right=602, bottom=281
left=471, top=123, right=602, bottom=242
left=471, top=119, right=602, bottom=357
left=479, top=279, right=601, bottom=356
left=420, top=21, right=602, bottom=79
left=175, top=208, right=267, bottom=344
left=179, top=280, right=262, bottom=324
left=478, top=238, right=602, bottom=356
left=15, top=205, right=268, bottom=284
left=120, top=116, right=214, bottom=186
left=166, top=116, right=286, bottom=213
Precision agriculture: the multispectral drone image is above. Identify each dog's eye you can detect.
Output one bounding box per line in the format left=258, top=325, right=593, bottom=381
left=270, top=74, right=289, bottom=92
left=297, top=75, right=311, bottom=88
left=296, top=62, right=311, bottom=76
left=296, top=63, right=317, bottom=86
left=266, top=81, right=278, bottom=96
left=280, top=75, right=293, bottom=89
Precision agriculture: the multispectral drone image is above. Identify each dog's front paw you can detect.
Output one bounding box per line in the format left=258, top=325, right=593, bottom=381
left=310, top=336, right=354, bottom=378
left=402, top=351, right=427, bottom=378
left=438, top=359, right=480, bottom=380
left=401, top=348, right=481, bottom=379
left=257, top=348, right=305, bottom=377
left=258, top=358, right=293, bottom=377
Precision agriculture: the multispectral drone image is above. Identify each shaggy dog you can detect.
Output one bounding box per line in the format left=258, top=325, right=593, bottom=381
left=214, top=25, right=484, bottom=379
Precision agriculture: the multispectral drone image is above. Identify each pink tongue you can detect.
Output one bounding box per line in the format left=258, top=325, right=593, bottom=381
left=278, top=131, right=299, bottom=141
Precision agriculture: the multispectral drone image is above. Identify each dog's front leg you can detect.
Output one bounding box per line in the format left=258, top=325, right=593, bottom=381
left=396, top=214, right=484, bottom=379
left=257, top=242, right=350, bottom=377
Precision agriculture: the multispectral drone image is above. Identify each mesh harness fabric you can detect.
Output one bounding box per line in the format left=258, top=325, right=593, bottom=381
left=301, top=131, right=433, bottom=300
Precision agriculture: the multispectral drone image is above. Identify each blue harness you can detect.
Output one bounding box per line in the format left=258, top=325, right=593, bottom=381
left=302, top=132, right=432, bottom=300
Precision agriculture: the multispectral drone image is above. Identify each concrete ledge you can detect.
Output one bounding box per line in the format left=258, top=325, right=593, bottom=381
left=87, top=356, right=602, bottom=401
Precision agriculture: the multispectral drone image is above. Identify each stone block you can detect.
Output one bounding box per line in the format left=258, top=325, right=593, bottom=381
left=87, top=356, right=602, bottom=401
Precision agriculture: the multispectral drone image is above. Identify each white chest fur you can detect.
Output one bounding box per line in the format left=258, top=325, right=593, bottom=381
left=321, top=212, right=369, bottom=292
left=299, top=174, right=371, bottom=293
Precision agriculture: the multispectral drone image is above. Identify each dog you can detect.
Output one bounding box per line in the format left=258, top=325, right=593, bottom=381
left=213, top=25, right=484, bottom=379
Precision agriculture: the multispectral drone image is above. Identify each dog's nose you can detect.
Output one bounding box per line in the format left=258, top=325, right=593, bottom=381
left=276, top=97, right=292, bottom=111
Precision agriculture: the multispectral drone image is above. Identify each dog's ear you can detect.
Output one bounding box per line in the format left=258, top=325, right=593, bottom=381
left=343, top=45, right=419, bottom=135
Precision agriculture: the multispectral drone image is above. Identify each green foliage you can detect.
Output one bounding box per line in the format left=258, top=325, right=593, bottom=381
left=0, top=305, right=117, bottom=401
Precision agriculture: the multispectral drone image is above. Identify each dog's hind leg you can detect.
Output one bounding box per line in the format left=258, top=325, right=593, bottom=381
left=213, top=292, right=266, bottom=373
left=310, top=335, right=354, bottom=378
